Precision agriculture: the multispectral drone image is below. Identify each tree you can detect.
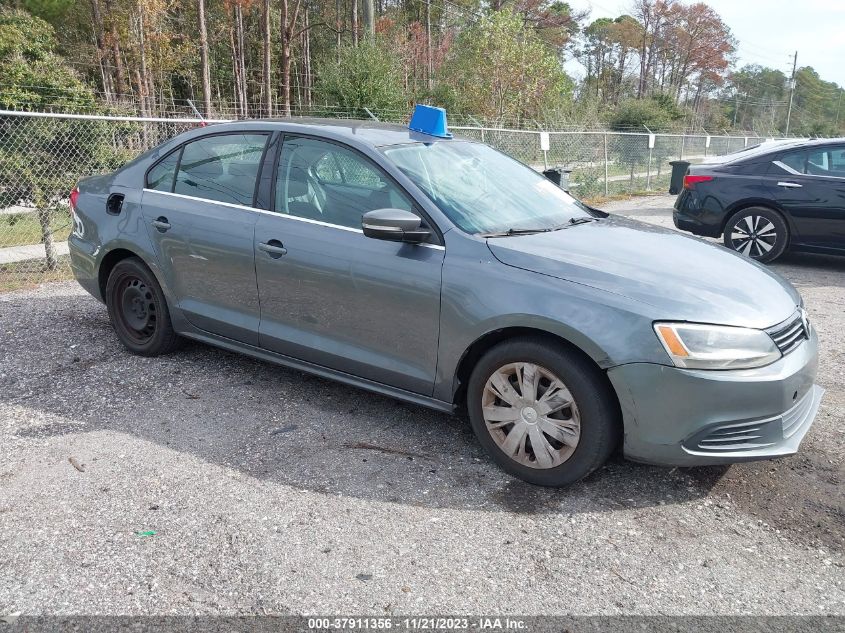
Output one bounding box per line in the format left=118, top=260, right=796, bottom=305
left=313, top=38, right=407, bottom=115
left=0, top=8, right=100, bottom=269
left=198, top=0, right=212, bottom=116
left=262, top=0, right=271, bottom=115
left=438, top=8, right=571, bottom=122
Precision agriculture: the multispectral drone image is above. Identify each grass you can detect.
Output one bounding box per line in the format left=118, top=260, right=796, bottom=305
left=0, top=210, right=72, bottom=248
left=0, top=259, right=74, bottom=293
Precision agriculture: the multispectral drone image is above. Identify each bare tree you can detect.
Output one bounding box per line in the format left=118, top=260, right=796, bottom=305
left=105, top=0, right=127, bottom=98
left=89, top=0, right=113, bottom=101
left=351, top=0, right=358, bottom=45
left=262, top=0, right=272, bottom=116
left=198, top=0, right=212, bottom=116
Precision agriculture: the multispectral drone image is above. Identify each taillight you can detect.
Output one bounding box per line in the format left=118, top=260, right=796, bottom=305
left=69, top=186, right=80, bottom=210
left=683, top=174, right=713, bottom=189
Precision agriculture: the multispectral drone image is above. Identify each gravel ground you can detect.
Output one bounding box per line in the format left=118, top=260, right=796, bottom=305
left=1, top=195, right=843, bottom=617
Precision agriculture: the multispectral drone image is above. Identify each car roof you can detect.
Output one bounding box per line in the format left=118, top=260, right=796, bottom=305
left=205, top=117, right=461, bottom=148
left=706, top=136, right=845, bottom=165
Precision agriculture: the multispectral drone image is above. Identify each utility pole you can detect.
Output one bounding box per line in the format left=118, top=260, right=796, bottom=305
left=733, top=91, right=739, bottom=127
left=785, top=51, right=797, bottom=136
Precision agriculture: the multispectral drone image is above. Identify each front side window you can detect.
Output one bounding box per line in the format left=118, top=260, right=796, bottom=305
left=146, top=150, right=179, bottom=191
left=382, top=141, right=593, bottom=235
left=275, top=136, right=413, bottom=229
left=173, top=133, right=268, bottom=205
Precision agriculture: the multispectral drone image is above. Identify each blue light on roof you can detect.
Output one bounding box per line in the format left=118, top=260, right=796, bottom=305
left=408, top=104, right=453, bottom=139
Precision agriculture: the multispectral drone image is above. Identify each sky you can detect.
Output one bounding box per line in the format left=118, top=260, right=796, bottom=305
left=564, top=0, right=845, bottom=89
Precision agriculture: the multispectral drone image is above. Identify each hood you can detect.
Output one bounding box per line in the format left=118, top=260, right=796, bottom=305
left=487, top=215, right=800, bottom=329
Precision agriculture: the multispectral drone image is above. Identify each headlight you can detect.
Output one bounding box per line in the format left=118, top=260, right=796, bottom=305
left=653, top=322, right=781, bottom=370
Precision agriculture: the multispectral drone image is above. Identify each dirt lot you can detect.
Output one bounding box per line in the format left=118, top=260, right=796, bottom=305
left=1, top=195, right=843, bottom=616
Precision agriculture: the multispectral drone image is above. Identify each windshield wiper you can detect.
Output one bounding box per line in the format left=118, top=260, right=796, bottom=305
left=568, top=217, right=597, bottom=226
left=547, top=217, right=599, bottom=231
left=480, top=227, right=552, bottom=238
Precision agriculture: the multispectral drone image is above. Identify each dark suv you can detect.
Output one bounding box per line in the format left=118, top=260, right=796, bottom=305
left=673, top=138, right=845, bottom=262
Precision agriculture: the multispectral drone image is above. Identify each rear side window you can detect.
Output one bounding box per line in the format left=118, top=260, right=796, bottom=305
left=146, top=150, right=179, bottom=191
left=173, top=133, right=268, bottom=206
left=779, top=146, right=845, bottom=178
left=779, top=150, right=805, bottom=174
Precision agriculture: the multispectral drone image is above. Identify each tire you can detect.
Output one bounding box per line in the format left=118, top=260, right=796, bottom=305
left=105, top=257, right=181, bottom=356
left=723, top=206, right=789, bottom=263
left=466, top=337, right=620, bottom=487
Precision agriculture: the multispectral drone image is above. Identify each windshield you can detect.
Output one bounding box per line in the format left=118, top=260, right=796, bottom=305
left=382, top=141, right=593, bottom=235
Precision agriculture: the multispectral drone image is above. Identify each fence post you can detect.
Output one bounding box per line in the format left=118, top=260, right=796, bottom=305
left=680, top=134, right=685, bottom=160
left=603, top=133, right=609, bottom=196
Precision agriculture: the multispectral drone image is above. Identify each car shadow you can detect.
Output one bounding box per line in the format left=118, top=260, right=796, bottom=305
left=771, top=251, right=845, bottom=288
left=5, top=291, right=729, bottom=515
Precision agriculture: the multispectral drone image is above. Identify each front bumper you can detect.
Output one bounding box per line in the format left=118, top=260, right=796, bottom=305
left=607, top=329, right=822, bottom=466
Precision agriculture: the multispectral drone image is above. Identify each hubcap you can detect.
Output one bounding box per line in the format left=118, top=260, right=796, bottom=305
left=481, top=362, right=581, bottom=469
left=117, top=277, right=157, bottom=343
left=730, top=215, right=777, bottom=258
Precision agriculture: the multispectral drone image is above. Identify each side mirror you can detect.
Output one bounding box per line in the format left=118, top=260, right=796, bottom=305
left=362, top=208, right=431, bottom=243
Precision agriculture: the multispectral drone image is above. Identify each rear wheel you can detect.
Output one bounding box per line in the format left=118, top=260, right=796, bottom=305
left=105, top=257, right=181, bottom=356
left=466, top=338, right=620, bottom=487
left=723, top=207, right=788, bottom=263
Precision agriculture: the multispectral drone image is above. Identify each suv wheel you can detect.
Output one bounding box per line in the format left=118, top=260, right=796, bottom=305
left=723, top=207, right=788, bottom=263
left=466, top=338, right=620, bottom=487
left=105, top=257, right=181, bottom=356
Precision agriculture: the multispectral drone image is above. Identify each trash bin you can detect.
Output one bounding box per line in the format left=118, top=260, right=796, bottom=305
left=668, top=160, right=690, bottom=195
left=543, top=167, right=572, bottom=191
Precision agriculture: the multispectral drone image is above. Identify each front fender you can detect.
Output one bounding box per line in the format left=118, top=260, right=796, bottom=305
left=432, top=244, right=669, bottom=403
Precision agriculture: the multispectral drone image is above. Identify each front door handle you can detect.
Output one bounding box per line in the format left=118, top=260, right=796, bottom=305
left=258, top=239, right=287, bottom=258
left=151, top=216, right=171, bottom=232
left=777, top=181, right=803, bottom=189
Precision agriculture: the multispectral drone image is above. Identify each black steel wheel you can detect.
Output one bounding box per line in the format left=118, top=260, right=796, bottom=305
left=105, top=257, right=181, bottom=356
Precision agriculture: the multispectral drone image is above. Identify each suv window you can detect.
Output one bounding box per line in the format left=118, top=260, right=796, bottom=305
left=173, top=133, right=268, bottom=205
left=275, top=136, right=414, bottom=229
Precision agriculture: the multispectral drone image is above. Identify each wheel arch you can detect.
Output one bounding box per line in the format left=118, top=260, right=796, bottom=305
left=97, top=247, right=162, bottom=301
left=720, top=199, right=793, bottom=237
left=450, top=326, right=621, bottom=416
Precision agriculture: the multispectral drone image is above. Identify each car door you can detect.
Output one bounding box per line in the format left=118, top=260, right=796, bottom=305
left=254, top=135, right=444, bottom=395
left=770, top=145, right=845, bottom=250
left=142, top=132, right=269, bottom=345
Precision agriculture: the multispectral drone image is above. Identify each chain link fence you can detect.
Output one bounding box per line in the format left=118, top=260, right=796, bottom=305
left=0, top=109, right=778, bottom=290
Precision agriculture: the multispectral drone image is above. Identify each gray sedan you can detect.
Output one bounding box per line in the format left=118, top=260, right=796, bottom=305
left=67, top=117, right=823, bottom=487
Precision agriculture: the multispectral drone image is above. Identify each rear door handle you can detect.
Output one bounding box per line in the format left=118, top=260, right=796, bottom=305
left=151, top=216, right=171, bottom=232
left=258, top=239, right=287, bottom=258
left=777, top=181, right=802, bottom=188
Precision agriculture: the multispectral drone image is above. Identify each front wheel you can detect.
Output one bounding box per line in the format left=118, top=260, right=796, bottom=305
left=723, top=207, right=789, bottom=263
left=466, top=338, right=620, bottom=487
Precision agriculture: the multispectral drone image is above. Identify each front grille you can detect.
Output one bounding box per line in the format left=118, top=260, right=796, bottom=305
left=768, top=313, right=808, bottom=356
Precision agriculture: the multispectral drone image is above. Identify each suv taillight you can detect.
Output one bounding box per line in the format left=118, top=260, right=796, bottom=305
left=683, top=175, right=713, bottom=189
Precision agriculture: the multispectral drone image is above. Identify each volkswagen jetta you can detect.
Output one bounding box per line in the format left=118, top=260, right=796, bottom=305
left=68, top=108, right=823, bottom=487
